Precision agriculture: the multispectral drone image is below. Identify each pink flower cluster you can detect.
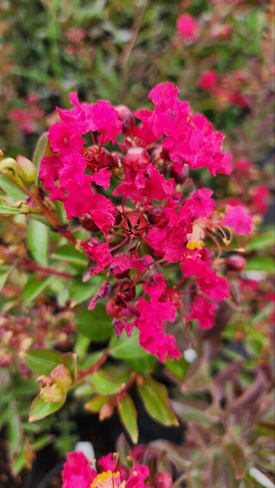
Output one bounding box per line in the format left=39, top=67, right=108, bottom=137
left=197, top=69, right=249, bottom=108
left=176, top=14, right=198, bottom=42
left=9, top=94, right=44, bottom=133
left=61, top=451, right=172, bottom=488
left=40, top=82, right=253, bottom=362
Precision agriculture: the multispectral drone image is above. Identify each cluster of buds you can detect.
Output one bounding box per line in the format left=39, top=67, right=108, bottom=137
left=0, top=308, right=74, bottom=376
left=37, top=364, right=72, bottom=403
left=0, top=154, right=36, bottom=184
left=39, top=82, right=253, bottom=362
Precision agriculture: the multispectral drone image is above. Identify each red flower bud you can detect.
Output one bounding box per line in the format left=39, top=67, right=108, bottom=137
left=79, top=213, right=99, bottom=232
left=147, top=206, right=166, bottom=225
left=106, top=297, right=124, bottom=318
left=124, top=147, right=150, bottom=170
left=226, top=255, right=246, bottom=271
left=118, top=281, right=136, bottom=300
left=114, top=209, right=122, bottom=226
left=111, top=151, right=125, bottom=167
left=170, top=164, right=189, bottom=184
left=50, top=365, right=72, bottom=388
left=153, top=472, right=173, bottom=488
left=115, top=105, right=135, bottom=133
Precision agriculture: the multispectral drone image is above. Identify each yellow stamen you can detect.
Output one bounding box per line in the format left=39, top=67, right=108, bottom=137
left=91, top=471, right=122, bottom=488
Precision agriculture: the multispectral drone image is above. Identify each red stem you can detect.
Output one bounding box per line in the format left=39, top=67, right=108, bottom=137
left=22, top=260, right=74, bottom=278
left=74, top=349, right=109, bottom=384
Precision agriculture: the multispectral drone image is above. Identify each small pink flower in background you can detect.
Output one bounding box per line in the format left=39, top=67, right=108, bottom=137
left=251, top=186, right=270, bottom=214
left=9, top=108, right=35, bottom=134
left=222, top=204, right=253, bottom=235
left=197, top=70, right=219, bottom=91
left=176, top=14, right=198, bottom=42
left=152, top=472, right=173, bottom=488
left=210, top=23, right=232, bottom=39
left=66, top=27, right=86, bottom=44
left=9, top=93, right=44, bottom=133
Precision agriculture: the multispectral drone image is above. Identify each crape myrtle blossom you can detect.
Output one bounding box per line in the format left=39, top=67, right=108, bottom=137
left=40, top=82, right=253, bottom=362
left=61, top=451, right=167, bottom=488
left=176, top=14, right=199, bottom=42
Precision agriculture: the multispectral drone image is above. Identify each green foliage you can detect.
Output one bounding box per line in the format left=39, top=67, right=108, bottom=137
left=110, top=329, right=149, bottom=359
left=25, top=349, right=63, bottom=376
left=27, top=219, right=49, bottom=266
left=137, top=376, right=178, bottom=426
left=76, top=306, right=113, bottom=341
left=29, top=395, right=66, bottom=422
left=118, top=394, right=138, bottom=443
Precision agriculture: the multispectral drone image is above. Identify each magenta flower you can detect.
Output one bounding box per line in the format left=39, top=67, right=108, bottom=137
left=176, top=14, right=198, bottom=42
left=39, top=83, right=252, bottom=361
left=61, top=451, right=96, bottom=488
left=222, top=205, right=253, bottom=235
left=197, top=70, right=219, bottom=91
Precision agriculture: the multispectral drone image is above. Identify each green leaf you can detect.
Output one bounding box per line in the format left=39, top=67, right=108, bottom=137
left=223, top=434, right=247, bottom=480
left=80, top=351, right=106, bottom=369
left=27, top=219, right=49, bottom=266
left=27, top=214, right=51, bottom=227
left=166, top=356, right=189, bottom=381
left=52, top=244, right=87, bottom=267
left=171, top=400, right=213, bottom=427
left=118, top=394, right=138, bottom=444
left=125, top=355, right=156, bottom=375
left=0, top=265, right=13, bottom=291
left=32, top=132, right=48, bottom=179
left=245, top=256, right=274, bottom=273
left=24, top=348, right=63, bottom=375
left=69, top=276, right=103, bottom=304
left=137, top=376, right=178, bottom=426
left=76, top=306, right=113, bottom=341
left=62, top=352, right=77, bottom=382
left=246, top=230, right=275, bottom=252
left=91, top=370, right=121, bottom=395
left=85, top=395, right=109, bottom=413
left=0, top=202, right=24, bottom=214
left=0, top=175, right=26, bottom=200
left=29, top=394, right=65, bottom=422
left=22, top=274, right=56, bottom=304
left=110, top=328, right=148, bottom=359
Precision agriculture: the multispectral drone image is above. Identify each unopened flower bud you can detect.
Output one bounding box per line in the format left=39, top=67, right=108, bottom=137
left=124, top=148, right=150, bottom=170
left=106, top=297, right=124, bottom=318
left=119, top=281, right=136, bottom=300
left=226, top=255, right=246, bottom=271
left=147, top=206, right=166, bottom=225
left=99, top=401, right=114, bottom=421
left=16, top=155, right=36, bottom=183
left=111, top=151, right=125, bottom=167
left=79, top=213, right=99, bottom=232
left=0, top=158, right=18, bottom=178
left=116, top=105, right=135, bottom=133
left=170, top=164, right=189, bottom=184
left=0, top=149, right=4, bottom=161
left=114, top=209, right=122, bottom=226
left=153, top=472, right=173, bottom=488
left=40, top=383, right=65, bottom=403
left=50, top=364, right=72, bottom=388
